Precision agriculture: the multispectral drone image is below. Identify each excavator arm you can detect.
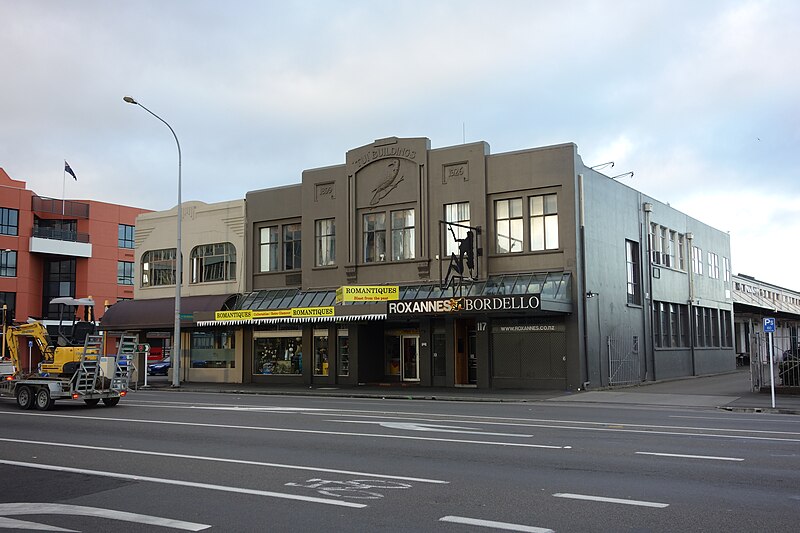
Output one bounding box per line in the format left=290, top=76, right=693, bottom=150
left=3, top=322, right=56, bottom=377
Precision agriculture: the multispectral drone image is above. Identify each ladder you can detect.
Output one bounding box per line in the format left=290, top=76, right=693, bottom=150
left=73, top=334, right=105, bottom=393
left=112, top=335, right=138, bottom=391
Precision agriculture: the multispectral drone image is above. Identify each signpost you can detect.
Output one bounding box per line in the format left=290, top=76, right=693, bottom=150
left=764, top=317, right=776, bottom=408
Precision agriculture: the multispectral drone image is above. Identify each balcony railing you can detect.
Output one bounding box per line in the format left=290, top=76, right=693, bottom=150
left=31, top=196, right=90, bottom=218
left=31, top=226, right=90, bottom=243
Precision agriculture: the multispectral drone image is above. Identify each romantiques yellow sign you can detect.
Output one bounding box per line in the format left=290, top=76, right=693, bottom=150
left=335, top=285, right=399, bottom=303
left=215, top=308, right=333, bottom=321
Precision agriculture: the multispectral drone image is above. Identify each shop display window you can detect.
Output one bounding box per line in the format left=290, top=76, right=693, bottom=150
left=254, top=335, right=302, bottom=375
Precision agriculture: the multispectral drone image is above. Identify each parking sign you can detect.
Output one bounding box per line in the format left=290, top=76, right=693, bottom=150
left=763, top=317, right=776, bottom=333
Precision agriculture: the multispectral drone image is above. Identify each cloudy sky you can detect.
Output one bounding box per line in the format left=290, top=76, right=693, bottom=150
left=2, top=1, right=798, bottom=289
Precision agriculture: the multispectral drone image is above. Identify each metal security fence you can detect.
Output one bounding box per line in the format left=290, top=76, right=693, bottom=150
left=751, top=332, right=800, bottom=391
left=608, top=326, right=642, bottom=386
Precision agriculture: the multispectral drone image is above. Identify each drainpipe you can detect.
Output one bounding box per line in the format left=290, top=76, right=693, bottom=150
left=578, top=174, right=591, bottom=388
left=686, top=232, right=696, bottom=375
left=642, top=202, right=653, bottom=380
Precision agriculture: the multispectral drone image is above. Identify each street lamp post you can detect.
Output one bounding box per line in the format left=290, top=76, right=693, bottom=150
left=123, top=96, right=182, bottom=388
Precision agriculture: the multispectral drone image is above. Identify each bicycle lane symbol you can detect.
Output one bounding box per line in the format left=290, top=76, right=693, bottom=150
left=285, top=478, right=412, bottom=500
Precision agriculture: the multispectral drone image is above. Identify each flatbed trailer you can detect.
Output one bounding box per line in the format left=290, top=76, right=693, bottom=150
left=0, top=334, right=137, bottom=410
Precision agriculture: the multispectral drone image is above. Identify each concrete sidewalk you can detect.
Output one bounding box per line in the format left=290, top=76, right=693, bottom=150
left=138, top=369, right=800, bottom=414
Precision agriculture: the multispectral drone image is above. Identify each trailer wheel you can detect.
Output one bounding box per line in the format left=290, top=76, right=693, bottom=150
left=35, top=388, right=55, bottom=411
left=102, top=397, right=120, bottom=407
left=16, top=386, right=34, bottom=410
left=84, top=398, right=100, bottom=407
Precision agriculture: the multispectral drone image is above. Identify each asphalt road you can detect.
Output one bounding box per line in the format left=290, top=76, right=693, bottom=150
left=0, top=390, right=798, bottom=532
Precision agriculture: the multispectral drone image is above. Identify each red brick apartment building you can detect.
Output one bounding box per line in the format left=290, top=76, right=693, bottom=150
left=0, top=167, right=151, bottom=326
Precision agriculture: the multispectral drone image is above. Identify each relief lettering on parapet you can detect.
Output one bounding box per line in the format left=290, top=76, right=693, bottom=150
left=315, top=182, right=335, bottom=201
left=443, top=163, right=468, bottom=184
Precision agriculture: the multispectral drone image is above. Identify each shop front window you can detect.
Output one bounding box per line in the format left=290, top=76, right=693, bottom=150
left=254, top=333, right=302, bottom=375
left=190, top=330, right=235, bottom=369
left=314, top=331, right=329, bottom=376
left=337, top=329, right=349, bottom=377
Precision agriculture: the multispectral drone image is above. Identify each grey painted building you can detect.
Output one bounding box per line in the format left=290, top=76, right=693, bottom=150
left=199, top=137, right=735, bottom=390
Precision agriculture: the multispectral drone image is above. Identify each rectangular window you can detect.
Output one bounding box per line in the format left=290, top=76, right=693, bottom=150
left=315, top=218, right=336, bottom=266
left=190, top=330, right=235, bottom=369
left=681, top=305, right=690, bottom=347
left=337, top=329, right=349, bottom=377
left=650, top=223, right=661, bottom=265
left=666, top=230, right=676, bottom=268
left=0, top=250, right=17, bottom=277
left=723, top=257, right=731, bottom=282
left=253, top=334, right=302, bottom=375
left=0, top=292, right=16, bottom=322
left=705, top=308, right=713, bottom=347
left=625, top=240, right=641, bottom=305
left=694, top=307, right=704, bottom=346
left=692, top=246, right=703, bottom=275
left=283, top=223, right=301, bottom=270
left=445, top=202, right=470, bottom=256
left=0, top=208, right=19, bottom=236
left=721, top=310, right=732, bottom=347
left=314, top=331, right=329, bottom=376
left=708, top=252, right=719, bottom=279
left=678, top=234, right=686, bottom=270
left=652, top=303, right=661, bottom=348
left=363, top=213, right=386, bottom=262
left=141, top=248, right=176, bottom=287
left=117, top=261, right=134, bottom=285
left=711, top=308, right=720, bottom=347
left=259, top=226, right=279, bottom=272
left=495, top=198, right=522, bottom=253
left=118, top=224, right=135, bottom=248
left=660, top=302, right=669, bottom=348
left=391, top=209, right=415, bottom=261
left=660, top=227, right=669, bottom=267
left=670, top=304, right=679, bottom=347
left=530, top=194, right=558, bottom=251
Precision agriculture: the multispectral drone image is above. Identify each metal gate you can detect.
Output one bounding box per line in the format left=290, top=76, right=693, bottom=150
left=751, top=332, right=800, bottom=391
left=608, top=325, right=642, bottom=386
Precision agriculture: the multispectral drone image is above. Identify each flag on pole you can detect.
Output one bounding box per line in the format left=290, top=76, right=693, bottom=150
left=64, top=161, right=77, bottom=180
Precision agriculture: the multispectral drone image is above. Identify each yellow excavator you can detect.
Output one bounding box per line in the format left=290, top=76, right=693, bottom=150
left=3, top=297, right=99, bottom=377
left=1, top=298, right=136, bottom=410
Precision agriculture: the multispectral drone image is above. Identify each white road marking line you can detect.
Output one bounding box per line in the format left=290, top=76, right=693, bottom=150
left=0, top=515, right=77, bottom=531
left=336, top=420, right=533, bottom=437
left=636, top=451, right=744, bottom=462
left=553, top=493, right=669, bottom=508
left=314, top=411, right=800, bottom=437
left=439, top=516, right=554, bottom=532
left=0, top=437, right=447, bottom=484
left=0, top=503, right=210, bottom=531
left=0, top=460, right=366, bottom=509
left=0, top=412, right=570, bottom=449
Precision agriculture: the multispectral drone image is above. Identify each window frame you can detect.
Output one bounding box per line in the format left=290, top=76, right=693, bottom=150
left=190, top=242, right=236, bottom=284
left=362, top=212, right=387, bottom=263
left=141, top=248, right=176, bottom=287
left=530, top=194, right=559, bottom=251
left=625, top=240, right=641, bottom=305
left=118, top=224, right=135, bottom=249
left=0, top=250, right=17, bottom=277
left=117, top=261, right=135, bottom=285
left=283, top=223, right=302, bottom=271
left=390, top=209, right=415, bottom=261
left=495, top=197, right=523, bottom=254
left=259, top=226, right=279, bottom=273
left=315, top=218, right=336, bottom=267
left=444, top=202, right=470, bottom=257
left=0, top=208, right=19, bottom=236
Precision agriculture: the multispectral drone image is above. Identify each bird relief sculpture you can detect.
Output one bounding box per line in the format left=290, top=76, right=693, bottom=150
left=369, top=158, right=404, bottom=205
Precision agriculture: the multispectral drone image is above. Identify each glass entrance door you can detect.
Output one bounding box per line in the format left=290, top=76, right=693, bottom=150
left=401, top=335, right=419, bottom=381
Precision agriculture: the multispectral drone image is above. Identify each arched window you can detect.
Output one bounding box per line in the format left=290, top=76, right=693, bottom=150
left=141, top=248, right=176, bottom=287
left=191, top=243, right=236, bottom=283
